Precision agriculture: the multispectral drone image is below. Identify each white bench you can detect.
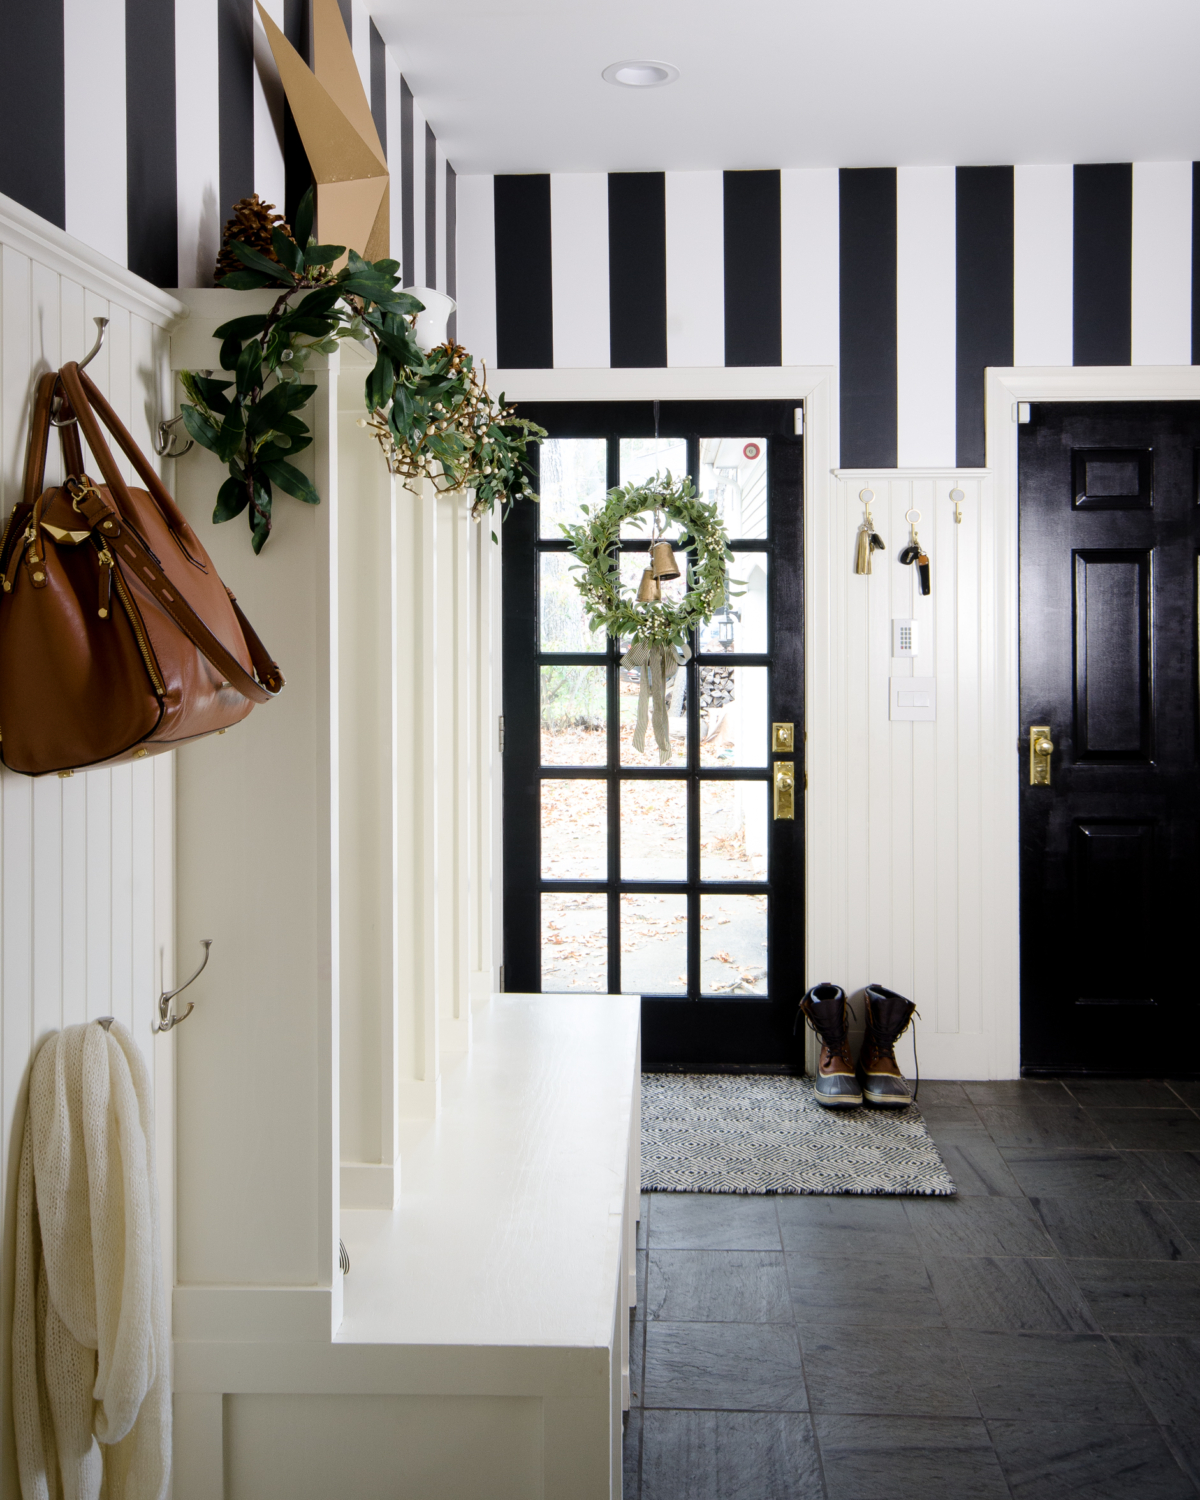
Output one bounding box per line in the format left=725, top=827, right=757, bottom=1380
left=177, top=994, right=641, bottom=1500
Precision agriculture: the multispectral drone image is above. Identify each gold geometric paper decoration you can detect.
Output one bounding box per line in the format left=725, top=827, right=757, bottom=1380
left=255, top=0, right=390, bottom=261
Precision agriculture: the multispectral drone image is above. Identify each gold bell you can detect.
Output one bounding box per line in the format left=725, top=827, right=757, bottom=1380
left=636, top=567, right=661, bottom=602
left=650, top=540, right=680, bottom=581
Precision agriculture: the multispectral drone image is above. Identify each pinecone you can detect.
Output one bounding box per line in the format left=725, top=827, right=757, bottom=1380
left=214, top=195, right=296, bottom=283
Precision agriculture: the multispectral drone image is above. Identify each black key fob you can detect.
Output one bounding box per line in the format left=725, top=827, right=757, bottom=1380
left=869, top=531, right=886, bottom=552
left=898, top=542, right=921, bottom=566
left=916, top=553, right=930, bottom=596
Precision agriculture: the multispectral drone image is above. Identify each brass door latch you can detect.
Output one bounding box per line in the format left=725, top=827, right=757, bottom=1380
left=774, top=760, right=795, bottom=819
left=772, top=722, right=794, bottom=753
left=1030, top=725, right=1055, bottom=785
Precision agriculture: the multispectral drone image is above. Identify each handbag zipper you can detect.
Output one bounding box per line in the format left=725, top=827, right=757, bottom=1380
left=111, top=564, right=166, bottom=697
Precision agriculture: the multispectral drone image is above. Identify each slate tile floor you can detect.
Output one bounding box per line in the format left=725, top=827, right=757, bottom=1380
left=624, top=1078, right=1200, bottom=1499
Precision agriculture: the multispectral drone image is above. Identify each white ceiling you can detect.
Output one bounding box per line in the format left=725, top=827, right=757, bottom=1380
left=373, top=0, right=1200, bottom=176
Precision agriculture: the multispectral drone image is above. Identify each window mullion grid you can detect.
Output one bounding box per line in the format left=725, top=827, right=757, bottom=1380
left=686, top=436, right=702, bottom=1001
left=606, top=434, right=622, bottom=994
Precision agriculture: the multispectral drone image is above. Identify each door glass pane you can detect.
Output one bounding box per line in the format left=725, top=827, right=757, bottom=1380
left=541, top=666, right=606, bottom=766
left=697, top=666, right=768, bottom=768
left=699, top=438, right=768, bottom=538
left=539, top=438, right=609, bottom=537
left=700, top=781, right=769, bottom=882
left=698, top=553, right=768, bottom=655
left=621, top=893, right=687, bottom=994
left=619, top=438, right=688, bottom=537
left=621, top=780, right=687, bottom=882
left=540, top=552, right=604, bottom=652
left=619, top=652, right=689, bottom=766
left=542, top=892, right=607, bottom=992
left=700, top=894, right=767, bottom=994
left=542, top=779, right=607, bottom=879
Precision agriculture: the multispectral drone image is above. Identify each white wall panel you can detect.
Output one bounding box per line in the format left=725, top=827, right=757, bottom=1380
left=808, top=466, right=1011, bottom=1078
left=253, top=0, right=288, bottom=215
left=1014, top=164, right=1074, bottom=366
left=455, top=175, right=497, bottom=371
left=63, top=0, right=128, bottom=267
left=664, top=171, right=723, bottom=367
left=551, top=174, right=610, bottom=368
left=412, top=99, right=427, bottom=289
left=351, top=0, right=372, bottom=98
left=1132, top=160, right=1193, bottom=366
left=175, top=0, right=221, bottom=288
left=896, top=167, right=956, bottom=467
left=0, top=201, right=182, bottom=1500
left=780, top=168, right=839, bottom=368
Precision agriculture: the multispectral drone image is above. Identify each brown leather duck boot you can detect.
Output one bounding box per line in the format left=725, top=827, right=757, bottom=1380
left=798, top=983, right=863, bottom=1108
left=859, top=984, right=917, bottom=1106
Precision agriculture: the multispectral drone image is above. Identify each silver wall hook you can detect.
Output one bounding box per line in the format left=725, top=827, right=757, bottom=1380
left=155, top=938, right=212, bottom=1033
left=50, top=317, right=110, bottom=428
left=154, top=413, right=194, bottom=459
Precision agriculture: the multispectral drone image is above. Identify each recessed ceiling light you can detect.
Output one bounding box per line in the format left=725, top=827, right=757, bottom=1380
left=602, top=59, right=679, bottom=88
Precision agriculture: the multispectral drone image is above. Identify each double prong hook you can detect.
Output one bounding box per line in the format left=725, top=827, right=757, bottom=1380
left=155, top=938, right=212, bottom=1033
left=50, top=318, right=109, bottom=428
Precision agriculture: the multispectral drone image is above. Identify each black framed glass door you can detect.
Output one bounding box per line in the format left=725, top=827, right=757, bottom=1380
left=502, top=401, right=803, bottom=1067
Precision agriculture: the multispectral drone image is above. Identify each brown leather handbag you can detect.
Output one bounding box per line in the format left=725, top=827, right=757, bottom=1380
left=0, top=363, right=283, bottom=776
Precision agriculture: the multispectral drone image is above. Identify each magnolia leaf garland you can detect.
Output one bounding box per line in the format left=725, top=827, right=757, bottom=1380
left=562, top=474, right=741, bottom=763
left=179, top=185, right=544, bottom=553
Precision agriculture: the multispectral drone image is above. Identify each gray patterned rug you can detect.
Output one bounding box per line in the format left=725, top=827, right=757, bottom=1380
left=641, top=1073, right=956, bottom=1196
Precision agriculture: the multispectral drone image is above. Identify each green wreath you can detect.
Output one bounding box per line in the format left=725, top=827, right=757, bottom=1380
left=562, top=473, right=738, bottom=763
left=561, top=473, right=735, bottom=649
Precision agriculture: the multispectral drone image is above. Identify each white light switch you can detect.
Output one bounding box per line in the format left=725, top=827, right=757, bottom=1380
left=892, top=619, right=918, bottom=657
left=890, top=675, right=937, bottom=721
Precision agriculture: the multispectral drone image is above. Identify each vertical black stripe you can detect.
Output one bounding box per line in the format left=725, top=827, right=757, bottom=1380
left=425, top=122, right=437, bottom=289
left=446, top=163, right=458, bottom=342
left=369, top=21, right=386, bottom=159
left=839, top=168, right=897, bottom=468
left=723, top=170, right=782, bottom=366
left=0, top=1, right=64, bottom=227
left=336, top=0, right=352, bottom=43
left=125, top=0, right=178, bottom=285
left=955, top=166, right=1013, bottom=468
left=1073, top=163, right=1132, bottom=366
left=494, top=175, right=553, bottom=368
left=608, top=173, right=667, bottom=367
left=400, top=77, right=414, bottom=285
left=1192, top=163, right=1200, bottom=364
left=218, top=0, right=254, bottom=220
left=283, top=0, right=311, bottom=228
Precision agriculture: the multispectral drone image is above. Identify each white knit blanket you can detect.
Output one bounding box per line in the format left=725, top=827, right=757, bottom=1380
left=13, top=1021, right=170, bottom=1500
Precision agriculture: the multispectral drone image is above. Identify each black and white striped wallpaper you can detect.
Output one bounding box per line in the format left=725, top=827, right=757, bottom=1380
left=0, top=0, right=455, bottom=298
left=455, top=164, right=1200, bottom=468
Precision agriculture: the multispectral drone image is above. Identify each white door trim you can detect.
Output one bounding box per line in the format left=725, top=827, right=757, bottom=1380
left=985, top=363, right=1200, bottom=1076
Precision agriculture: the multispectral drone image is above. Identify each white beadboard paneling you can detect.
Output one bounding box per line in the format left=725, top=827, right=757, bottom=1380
left=664, top=171, right=723, bottom=367
left=1131, top=161, right=1193, bottom=366
left=813, top=468, right=1006, bottom=1078
left=1014, top=164, right=1074, bottom=367
left=176, top=0, right=221, bottom=288
left=550, top=173, right=610, bottom=369
left=781, top=168, right=839, bottom=368
left=63, top=0, right=127, bottom=267
left=896, top=168, right=956, bottom=467
left=254, top=0, right=288, bottom=215
left=0, top=200, right=181, bottom=1500
left=455, top=175, right=497, bottom=370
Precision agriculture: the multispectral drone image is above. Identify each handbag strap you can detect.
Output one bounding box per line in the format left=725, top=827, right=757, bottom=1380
left=55, top=363, right=283, bottom=703
left=23, top=372, right=86, bottom=506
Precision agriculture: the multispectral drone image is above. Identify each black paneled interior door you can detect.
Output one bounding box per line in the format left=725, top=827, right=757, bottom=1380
left=1018, top=402, right=1200, bottom=1074
left=502, top=401, right=803, bottom=1068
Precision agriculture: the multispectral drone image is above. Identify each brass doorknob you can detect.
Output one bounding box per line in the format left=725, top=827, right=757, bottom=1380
left=1030, top=725, right=1054, bottom=785
left=1033, top=735, right=1054, bottom=757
